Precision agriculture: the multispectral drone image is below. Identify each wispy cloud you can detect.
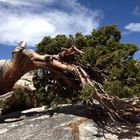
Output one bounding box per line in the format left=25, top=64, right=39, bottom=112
left=125, top=23, right=140, bottom=32
left=132, top=6, right=140, bottom=16
left=122, top=31, right=131, bottom=36
left=0, top=0, right=103, bottom=46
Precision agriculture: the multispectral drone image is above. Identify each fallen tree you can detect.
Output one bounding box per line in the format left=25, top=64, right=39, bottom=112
left=0, top=41, right=140, bottom=123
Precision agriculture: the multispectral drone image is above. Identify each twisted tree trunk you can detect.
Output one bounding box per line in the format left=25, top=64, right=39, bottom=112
left=0, top=42, right=85, bottom=94
left=0, top=41, right=140, bottom=123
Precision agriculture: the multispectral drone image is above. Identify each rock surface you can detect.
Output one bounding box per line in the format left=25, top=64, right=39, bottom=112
left=14, top=72, right=35, bottom=90
left=0, top=104, right=140, bottom=140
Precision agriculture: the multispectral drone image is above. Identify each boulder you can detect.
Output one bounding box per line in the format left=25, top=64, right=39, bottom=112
left=14, top=72, right=35, bottom=91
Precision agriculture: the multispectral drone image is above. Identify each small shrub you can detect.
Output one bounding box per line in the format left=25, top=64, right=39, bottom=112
left=80, top=84, right=95, bottom=104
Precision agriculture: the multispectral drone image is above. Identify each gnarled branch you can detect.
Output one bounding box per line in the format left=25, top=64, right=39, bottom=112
left=0, top=41, right=139, bottom=123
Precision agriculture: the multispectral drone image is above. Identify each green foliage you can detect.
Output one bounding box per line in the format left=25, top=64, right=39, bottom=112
left=34, top=25, right=140, bottom=108
left=0, top=88, right=37, bottom=114
left=14, top=88, right=28, bottom=101
left=80, top=84, right=95, bottom=104
left=32, top=69, right=81, bottom=108
left=37, top=35, right=73, bottom=54
left=74, top=32, right=87, bottom=49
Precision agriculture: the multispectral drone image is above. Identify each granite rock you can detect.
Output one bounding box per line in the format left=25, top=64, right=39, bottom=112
left=0, top=104, right=140, bottom=140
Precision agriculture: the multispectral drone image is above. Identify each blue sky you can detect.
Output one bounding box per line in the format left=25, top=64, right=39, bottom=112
left=0, top=0, right=140, bottom=59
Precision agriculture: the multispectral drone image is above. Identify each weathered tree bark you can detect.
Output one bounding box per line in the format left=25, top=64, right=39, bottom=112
left=0, top=42, right=85, bottom=94
left=0, top=41, right=140, bottom=123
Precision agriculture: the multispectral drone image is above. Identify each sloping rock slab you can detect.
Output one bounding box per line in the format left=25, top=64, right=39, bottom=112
left=0, top=104, right=140, bottom=140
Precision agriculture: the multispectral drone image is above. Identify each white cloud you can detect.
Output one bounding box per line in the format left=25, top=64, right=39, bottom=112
left=0, top=0, right=55, bottom=7
left=0, top=15, right=55, bottom=45
left=0, top=0, right=103, bottom=46
left=132, top=6, right=140, bottom=16
left=125, top=23, right=140, bottom=32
